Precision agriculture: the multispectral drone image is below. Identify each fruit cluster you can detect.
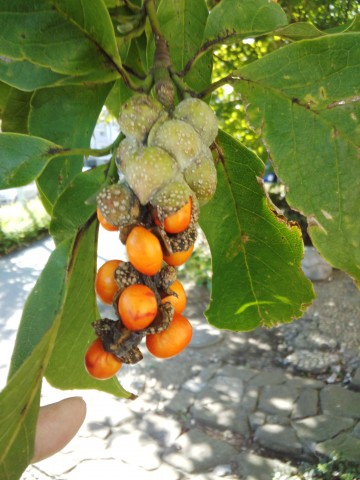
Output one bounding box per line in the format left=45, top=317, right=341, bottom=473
left=85, top=94, right=218, bottom=381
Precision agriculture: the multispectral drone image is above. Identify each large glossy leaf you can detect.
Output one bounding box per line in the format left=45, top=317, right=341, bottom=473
left=153, top=0, right=212, bottom=91
left=2, top=239, right=72, bottom=480
left=45, top=222, right=131, bottom=398
left=50, top=165, right=107, bottom=244
left=275, top=22, right=326, bottom=40
left=1, top=87, right=31, bottom=134
left=235, top=33, right=360, bottom=283
left=203, top=0, right=288, bottom=46
left=0, top=133, right=60, bottom=189
left=30, top=84, right=112, bottom=213
left=0, top=0, right=121, bottom=88
left=8, top=225, right=130, bottom=396
left=0, top=334, right=46, bottom=480
left=200, top=131, right=314, bottom=332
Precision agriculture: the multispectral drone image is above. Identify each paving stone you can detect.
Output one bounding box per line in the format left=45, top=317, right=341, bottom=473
left=254, top=424, right=303, bottom=456
left=189, top=323, right=224, bottom=348
left=183, top=377, right=207, bottom=393
left=236, top=452, right=297, bottom=480
left=248, top=370, right=287, bottom=386
left=191, top=391, right=250, bottom=436
left=320, top=385, right=360, bottom=418
left=162, top=428, right=238, bottom=474
left=65, top=459, right=181, bottom=480
left=266, top=414, right=290, bottom=426
left=108, top=425, right=162, bottom=470
left=292, top=388, right=319, bottom=419
left=285, top=376, right=324, bottom=389
left=258, top=385, right=299, bottom=416
left=316, top=432, right=360, bottom=463
left=220, top=365, right=258, bottom=382
left=293, top=415, right=355, bottom=446
left=164, top=389, right=195, bottom=414
left=350, top=367, right=360, bottom=391
left=249, top=411, right=266, bottom=430
left=302, top=246, right=333, bottom=281
left=209, top=375, right=245, bottom=402
left=242, top=385, right=259, bottom=413
left=137, top=412, right=183, bottom=447
left=353, top=421, right=360, bottom=439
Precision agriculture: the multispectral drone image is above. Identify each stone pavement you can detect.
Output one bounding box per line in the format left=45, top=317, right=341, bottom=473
left=0, top=232, right=360, bottom=479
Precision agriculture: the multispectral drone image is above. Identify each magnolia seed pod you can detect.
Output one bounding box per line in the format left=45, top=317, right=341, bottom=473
left=150, top=177, right=194, bottom=217
left=96, top=182, right=141, bottom=228
left=118, top=94, right=164, bottom=142
left=114, top=261, right=142, bottom=292
left=184, top=146, right=217, bottom=206
left=122, top=146, right=179, bottom=205
left=168, top=222, right=198, bottom=254
left=174, top=97, right=218, bottom=147
left=148, top=119, right=203, bottom=171
left=116, top=136, right=141, bottom=173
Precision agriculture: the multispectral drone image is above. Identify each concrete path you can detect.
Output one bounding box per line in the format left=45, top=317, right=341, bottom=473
left=1, top=230, right=359, bottom=479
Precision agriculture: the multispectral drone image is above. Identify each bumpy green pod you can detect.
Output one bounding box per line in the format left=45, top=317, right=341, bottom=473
left=174, top=98, right=218, bottom=147
left=97, top=182, right=141, bottom=227
left=150, top=176, right=194, bottom=217
left=116, top=137, right=140, bottom=173
left=122, top=145, right=179, bottom=205
left=118, top=94, right=164, bottom=142
left=184, top=146, right=217, bottom=206
left=148, top=119, right=203, bottom=171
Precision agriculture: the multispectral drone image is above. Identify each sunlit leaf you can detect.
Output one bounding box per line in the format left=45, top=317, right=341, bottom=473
left=235, top=33, right=360, bottom=282
left=200, top=131, right=314, bottom=331
left=50, top=166, right=107, bottom=244
left=30, top=84, right=112, bottom=213
left=276, top=22, right=326, bottom=40
left=203, top=0, right=288, bottom=46
left=151, top=0, right=212, bottom=91
left=0, top=133, right=60, bottom=189
left=45, top=222, right=132, bottom=399
left=0, top=0, right=121, bottom=89
left=0, top=87, right=31, bottom=134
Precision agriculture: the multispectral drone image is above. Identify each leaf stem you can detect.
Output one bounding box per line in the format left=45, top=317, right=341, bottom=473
left=51, top=132, right=125, bottom=159
left=144, top=0, right=174, bottom=107
left=198, top=71, right=244, bottom=99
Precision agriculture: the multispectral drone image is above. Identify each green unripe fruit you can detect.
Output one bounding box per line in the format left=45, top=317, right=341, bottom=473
left=117, top=137, right=140, bottom=173
left=97, top=182, right=141, bottom=227
left=184, top=147, right=217, bottom=206
left=118, top=94, right=164, bottom=142
left=122, top=146, right=179, bottom=205
left=150, top=177, right=194, bottom=216
left=174, top=98, right=218, bottom=146
left=148, top=119, right=203, bottom=171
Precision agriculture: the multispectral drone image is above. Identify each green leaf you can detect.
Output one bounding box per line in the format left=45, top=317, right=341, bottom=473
left=1, top=87, right=31, bottom=134
left=153, top=0, right=212, bottom=91
left=200, top=131, right=314, bottom=332
left=203, top=0, right=288, bottom=46
left=2, top=239, right=73, bottom=480
left=0, top=81, right=11, bottom=117
left=0, top=334, right=45, bottom=480
left=30, top=84, right=112, bottom=212
left=8, top=240, right=72, bottom=375
left=0, top=133, right=60, bottom=189
left=45, top=222, right=131, bottom=398
left=276, top=22, right=326, bottom=40
left=50, top=165, right=107, bottom=244
left=0, top=0, right=121, bottom=88
left=235, top=33, right=360, bottom=282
